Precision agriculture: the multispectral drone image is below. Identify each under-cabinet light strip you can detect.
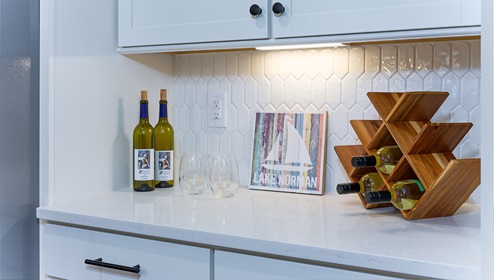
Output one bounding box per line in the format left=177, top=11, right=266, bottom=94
left=255, top=42, right=346, bottom=51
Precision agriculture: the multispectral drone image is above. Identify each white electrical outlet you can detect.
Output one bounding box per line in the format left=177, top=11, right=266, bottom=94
left=208, top=91, right=227, bottom=127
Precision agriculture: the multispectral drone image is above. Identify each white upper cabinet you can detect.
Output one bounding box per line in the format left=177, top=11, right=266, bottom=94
left=118, top=0, right=269, bottom=47
left=273, top=0, right=480, bottom=38
left=118, top=0, right=480, bottom=52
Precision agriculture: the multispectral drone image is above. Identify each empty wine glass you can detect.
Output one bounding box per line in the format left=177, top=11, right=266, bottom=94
left=208, top=154, right=239, bottom=198
left=179, top=154, right=208, bottom=195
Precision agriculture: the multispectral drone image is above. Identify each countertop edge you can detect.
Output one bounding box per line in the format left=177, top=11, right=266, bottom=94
left=36, top=206, right=480, bottom=279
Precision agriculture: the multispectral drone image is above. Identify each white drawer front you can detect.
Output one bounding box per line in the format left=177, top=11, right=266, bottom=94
left=44, top=223, right=210, bottom=279
left=215, top=251, right=400, bottom=280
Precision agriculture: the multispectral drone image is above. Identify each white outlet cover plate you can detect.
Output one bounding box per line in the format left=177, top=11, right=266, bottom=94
left=208, top=91, right=227, bottom=127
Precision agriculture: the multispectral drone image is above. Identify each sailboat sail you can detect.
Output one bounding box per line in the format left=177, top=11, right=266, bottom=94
left=262, top=116, right=313, bottom=172
left=265, top=134, right=281, bottom=162
left=285, top=122, right=312, bottom=165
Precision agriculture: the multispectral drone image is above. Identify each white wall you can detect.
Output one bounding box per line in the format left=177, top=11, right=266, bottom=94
left=45, top=0, right=174, bottom=204
left=46, top=2, right=481, bottom=205
left=172, top=41, right=481, bottom=202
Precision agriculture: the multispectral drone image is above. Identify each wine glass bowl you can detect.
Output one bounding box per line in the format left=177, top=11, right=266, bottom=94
left=179, top=154, right=208, bottom=195
left=208, top=154, right=239, bottom=198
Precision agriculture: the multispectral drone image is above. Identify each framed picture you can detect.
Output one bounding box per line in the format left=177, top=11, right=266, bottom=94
left=249, top=112, right=327, bottom=195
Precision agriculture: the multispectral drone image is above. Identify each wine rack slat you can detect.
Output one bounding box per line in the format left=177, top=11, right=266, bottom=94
left=367, top=92, right=404, bottom=119
left=406, top=159, right=481, bottom=220
left=406, top=152, right=457, bottom=189
left=407, top=123, right=473, bottom=154
left=336, top=91, right=481, bottom=220
left=386, top=121, right=429, bottom=153
left=367, top=123, right=395, bottom=150
left=386, top=157, right=416, bottom=182
left=385, top=91, right=448, bottom=122
left=350, top=120, right=383, bottom=150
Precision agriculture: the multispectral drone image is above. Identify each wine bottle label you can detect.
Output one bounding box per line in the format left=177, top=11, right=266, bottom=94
left=134, top=149, right=154, bottom=181
left=155, top=150, right=173, bottom=181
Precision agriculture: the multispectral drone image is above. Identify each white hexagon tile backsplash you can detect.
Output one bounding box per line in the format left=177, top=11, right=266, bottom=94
left=172, top=40, right=481, bottom=203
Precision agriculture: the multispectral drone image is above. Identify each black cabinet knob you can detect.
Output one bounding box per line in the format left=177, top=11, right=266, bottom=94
left=272, top=2, right=285, bottom=16
left=249, top=4, right=262, bottom=18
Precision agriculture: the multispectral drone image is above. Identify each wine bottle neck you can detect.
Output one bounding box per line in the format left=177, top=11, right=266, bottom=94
left=364, top=191, right=392, bottom=204
left=336, top=182, right=361, bottom=194
left=351, top=155, right=377, bottom=167
left=159, top=101, right=168, bottom=120
left=140, top=101, right=149, bottom=120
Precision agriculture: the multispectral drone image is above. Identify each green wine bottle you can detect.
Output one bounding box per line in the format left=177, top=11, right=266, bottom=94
left=364, top=179, right=425, bottom=210
left=336, top=172, right=383, bottom=194
left=351, top=145, right=403, bottom=174
left=154, top=89, right=174, bottom=188
left=133, top=90, right=155, bottom=192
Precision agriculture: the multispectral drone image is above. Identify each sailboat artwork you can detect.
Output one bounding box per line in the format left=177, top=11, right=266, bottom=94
left=262, top=116, right=313, bottom=172
left=249, top=112, right=327, bottom=195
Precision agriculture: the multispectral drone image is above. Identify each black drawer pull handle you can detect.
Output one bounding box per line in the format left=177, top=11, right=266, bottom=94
left=85, top=258, right=140, bottom=274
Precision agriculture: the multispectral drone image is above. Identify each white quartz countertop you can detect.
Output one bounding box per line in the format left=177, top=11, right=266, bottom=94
left=37, top=186, right=480, bottom=279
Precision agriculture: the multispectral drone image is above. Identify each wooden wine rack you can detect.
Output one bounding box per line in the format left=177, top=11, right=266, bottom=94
left=335, top=91, right=481, bottom=220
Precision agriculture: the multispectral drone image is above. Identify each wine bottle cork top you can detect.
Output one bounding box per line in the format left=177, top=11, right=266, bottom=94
left=140, top=90, right=148, bottom=100
left=160, top=89, right=167, bottom=100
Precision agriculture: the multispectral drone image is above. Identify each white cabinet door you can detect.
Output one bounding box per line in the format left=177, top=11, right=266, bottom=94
left=214, top=251, right=400, bottom=280
left=44, top=223, right=210, bottom=280
left=272, top=0, right=480, bottom=38
left=118, top=0, right=269, bottom=47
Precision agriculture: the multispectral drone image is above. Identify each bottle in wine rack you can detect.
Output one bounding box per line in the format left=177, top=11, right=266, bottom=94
left=154, top=89, right=174, bottom=188
left=133, top=90, right=155, bottom=192
left=364, top=179, right=425, bottom=210
left=351, top=145, right=402, bottom=174
left=336, top=172, right=383, bottom=194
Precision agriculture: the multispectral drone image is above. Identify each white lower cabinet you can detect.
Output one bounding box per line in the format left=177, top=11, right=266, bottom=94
left=214, top=251, right=400, bottom=280
left=44, top=223, right=210, bottom=279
